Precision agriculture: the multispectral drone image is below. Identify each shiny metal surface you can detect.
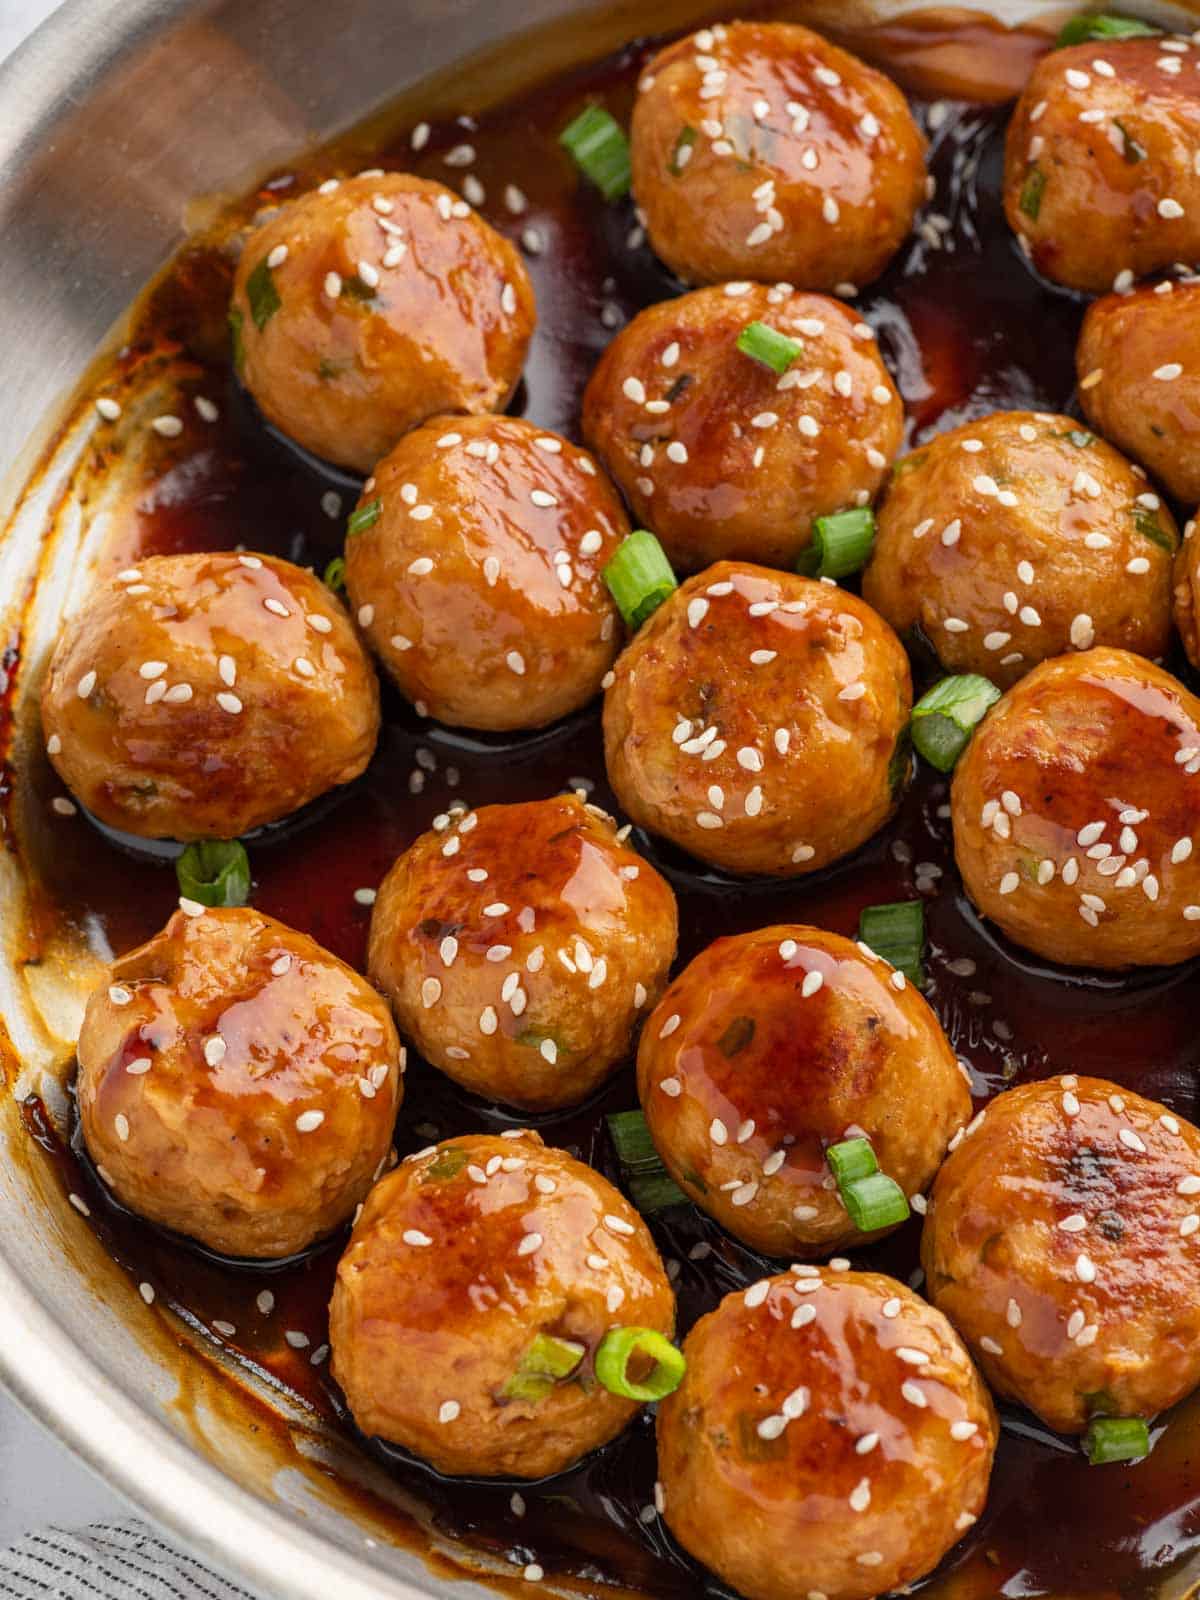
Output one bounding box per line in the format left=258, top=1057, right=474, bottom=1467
left=0, top=1, right=1197, bottom=1597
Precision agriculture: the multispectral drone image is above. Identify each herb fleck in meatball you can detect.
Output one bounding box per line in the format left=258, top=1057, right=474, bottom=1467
left=77, top=907, right=403, bottom=1259
left=657, top=1269, right=996, bottom=1600
left=231, top=173, right=535, bottom=474
left=329, top=1132, right=674, bottom=1478
left=923, top=1075, right=1200, bottom=1434
left=41, top=552, right=379, bottom=841
left=631, top=20, right=926, bottom=292
left=368, top=795, right=678, bottom=1111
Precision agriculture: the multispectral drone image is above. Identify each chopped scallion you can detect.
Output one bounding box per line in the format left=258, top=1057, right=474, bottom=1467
left=500, top=1332, right=586, bottom=1402
left=1057, top=13, right=1158, bottom=46
left=348, top=498, right=382, bottom=537
left=840, top=1170, right=911, bottom=1232
left=176, top=840, right=251, bottom=908
left=796, top=507, right=877, bottom=580
left=1134, top=506, right=1175, bottom=552
left=1084, top=1415, right=1150, bottom=1464
left=911, top=674, right=1001, bottom=773
left=1019, top=167, right=1047, bottom=220
left=826, top=1136, right=878, bottom=1188
left=669, top=126, right=698, bottom=175
left=323, top=556, right=346, bottom=594
left=594, top=1327, right=685, bottom=1401
left=630, top=1172, right=689, bottom=1213
left=736, top=321, right=802, bottom=375
left=246, top=258, right=281, bottom=331
left=228, top=308, right=245, bottom=377
left=560, top=106, right=631, bottom=200
left=603, top=530, right=678, bottom=629
left=857, top=900, right=926, bottom=988
left=607, top=1109, right=687, bottom=1213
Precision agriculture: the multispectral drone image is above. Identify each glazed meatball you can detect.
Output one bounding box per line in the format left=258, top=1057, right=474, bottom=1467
left=344, top=417, right=626, bottom=730
left=329, top=1132, right=675, bottom=1478
left=1174, top=517, right=1200, bottom=669
left=952, top=647, right=1200, bottom=969
left=657, top=1270, right=996, bottom=1600
left=41, top=552, right=379, bottom=840
left=582, top=285, right=902, bottom=572
left=1078, top=278, right=1200, bottom=506
left=1005, top=36, right=1200, bottom=295
left=604, top=563, right=911, bottom=877
left=637, top=926, right=970, bottom=1257
left=863, top=412, right=1176, bottom=687
left=630, top=21, right=926, bottom=292
left=924, top=1075, right=1200, bottom=1434
left=76, top=906, right=403, bottom=1259
left=367, top=795, right=677, bottom=1111
left=231, top=173, right=535, bottom=474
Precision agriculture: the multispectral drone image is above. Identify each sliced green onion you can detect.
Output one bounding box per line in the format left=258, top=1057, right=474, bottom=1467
left=607, top=1109, right=687, bottom=1213
left=796, top=507, right=877, bottom=580
left=841, top=1170, right=910, bottom=1232
left=1019, top=167, right=1046, bottom=220
left=500, top=1332, right=586, bottom=1402
left=911, top=674, right=1001, bottom=773
left=594, top=1327, right=685, bottom=1401
left=245, top=257, right=281, bottom=331
left=323, top=555, right=346, bottom=594
left=1134, top=506, right=1175, bottom=552
left=857, top=900, right=926, bottom=988
left=736, top=321, right=802, bottom=375
left=1112, top=118, right=1146, bottom=163
left=176, top=840, right=251, bottom=908
left=826, top=1136, right=878, bottom=1187
left=630, top=1172, right=689, bottom=1213
left=340, top=273, right=377, bottom=303
left=228, top=308, right=246, bottom=376
left=424, top=1147, right=470, bottom=1181
left=347, top=498, right=382, bottom=537
left=1084, top=1415, right=1150, bottom=1464
left=603, top=530, right=678, bottom=629
left=1057, top=13, right=1159, bottom=46
left=669, top=126, right=697, bottom=175
left=560, top=106, right=631, bottom=201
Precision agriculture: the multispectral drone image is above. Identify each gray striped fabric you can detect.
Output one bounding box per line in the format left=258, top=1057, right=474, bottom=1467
left=0, top=1521, right=264, bottom=1600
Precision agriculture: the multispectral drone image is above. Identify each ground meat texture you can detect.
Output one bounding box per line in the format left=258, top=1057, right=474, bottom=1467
left=40, top=552, right=379, bottom=841
left=1078, top=278, right=1200, bottom=506
left=76, top=907, right=403, bottom=1259
left=1004, top=36, right=1200, bottom=295
left=862, top=411, right=1176, bottom=687
left=922, top=1075, right=1200, bottom=1434
left=329, top=1132, right=675, bottom=1479
left=951, top=647, right=1200, bottom=970
left=230, top=173, right=535, bottom=474
left=343, top=416, right=626, bottom=731
left=367, top=795, right=678, bottom=1111
left=637, top=926, right=970, bottom=1258
left=1174, top=517, right=1200, bottom=669
left=656, top=1269, right=996, bottom=1600
left=603, top=563, right=912, bottom=878
left=581, top=284, right=902, bottom=573
left=631, top=20, right=926, bottom=292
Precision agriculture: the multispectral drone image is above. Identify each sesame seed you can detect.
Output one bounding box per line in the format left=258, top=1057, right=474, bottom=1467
left=901, top=1381, right=927, bottom=1408
left=403, top=1229, right=433, bottom=1247
left=1154, top=363, right=1183, bottom=381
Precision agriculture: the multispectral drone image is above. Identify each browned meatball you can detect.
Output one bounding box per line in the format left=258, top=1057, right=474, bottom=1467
left=637, top=926, right=970, bottom=1257
left=1078, top=278, right=1200, bottom=506
left=1174, top=516, right=1200, bottom=669
left=604, top=563, right=912, bottom=877
left=41, top=552, right=379, bottom=841
left=862, top=411, right=1176, bottom=687
left=1005, top=36, right=1200, bottom=295
left=77, top=907, right=403, bottom=1259
left=368, top=795, right=678, bottom=1111
left=329, top=1132, right=675, bottom=1478
left=951, top=648, right=1200, bottom=970
left=581, top=285, right=902, bottom=572
left=657, top=1270, right=996, bottom=1600
left=231, top=173, right=535, bottom=474
left=631, top=21, right=926, bottom=292
left=344, top=417, right=626, bottom=730
left=923, top=1075, right=1200, bottom=1434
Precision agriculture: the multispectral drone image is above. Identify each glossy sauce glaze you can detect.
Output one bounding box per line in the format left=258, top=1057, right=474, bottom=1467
left=11, top=8, right=1200, bottom=1598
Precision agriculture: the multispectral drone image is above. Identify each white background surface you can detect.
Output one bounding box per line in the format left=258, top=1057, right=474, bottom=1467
left=0, top=0, right=132, bottom=1541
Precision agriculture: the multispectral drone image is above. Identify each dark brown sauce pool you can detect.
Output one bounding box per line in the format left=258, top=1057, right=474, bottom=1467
left=10, top=8, right=1200, bottom=1597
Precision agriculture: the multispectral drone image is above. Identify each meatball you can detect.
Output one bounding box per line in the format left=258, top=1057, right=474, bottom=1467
left=1078, top=278, right=1200, bottom=506
left=231, top=173, right=535, bottom=474
left=1174, top=517, right=1200, bottom=669
left=329, top=1131, right=675, bottom=1478
left=657, top=1269, right=996, bottom=1600
left=630, top=21, right=926, bottom=292
left=344, top=417, right=626, bottom=730
left=862, top=411, right=1176, bottom=687
left=637, top=926, right=970, bottom=1257
left=951, top=647, right=1200, bottom=969
left=41, top=552, right=379, bottom=841
left=367, top=795, right=678, bottom=1111
left=581, top=285, right=902, bottom=572
left=1005, top=37, right=1200, bottom=295
left=923, top=1075, right=1200, bottom=1434
left=76, top=906, right=403, bottom=1259
left=604, top=563, right=911, bottom=877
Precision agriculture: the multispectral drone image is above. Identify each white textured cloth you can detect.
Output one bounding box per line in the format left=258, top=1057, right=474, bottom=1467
left=0, top=1520, right=262, bottom=1600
